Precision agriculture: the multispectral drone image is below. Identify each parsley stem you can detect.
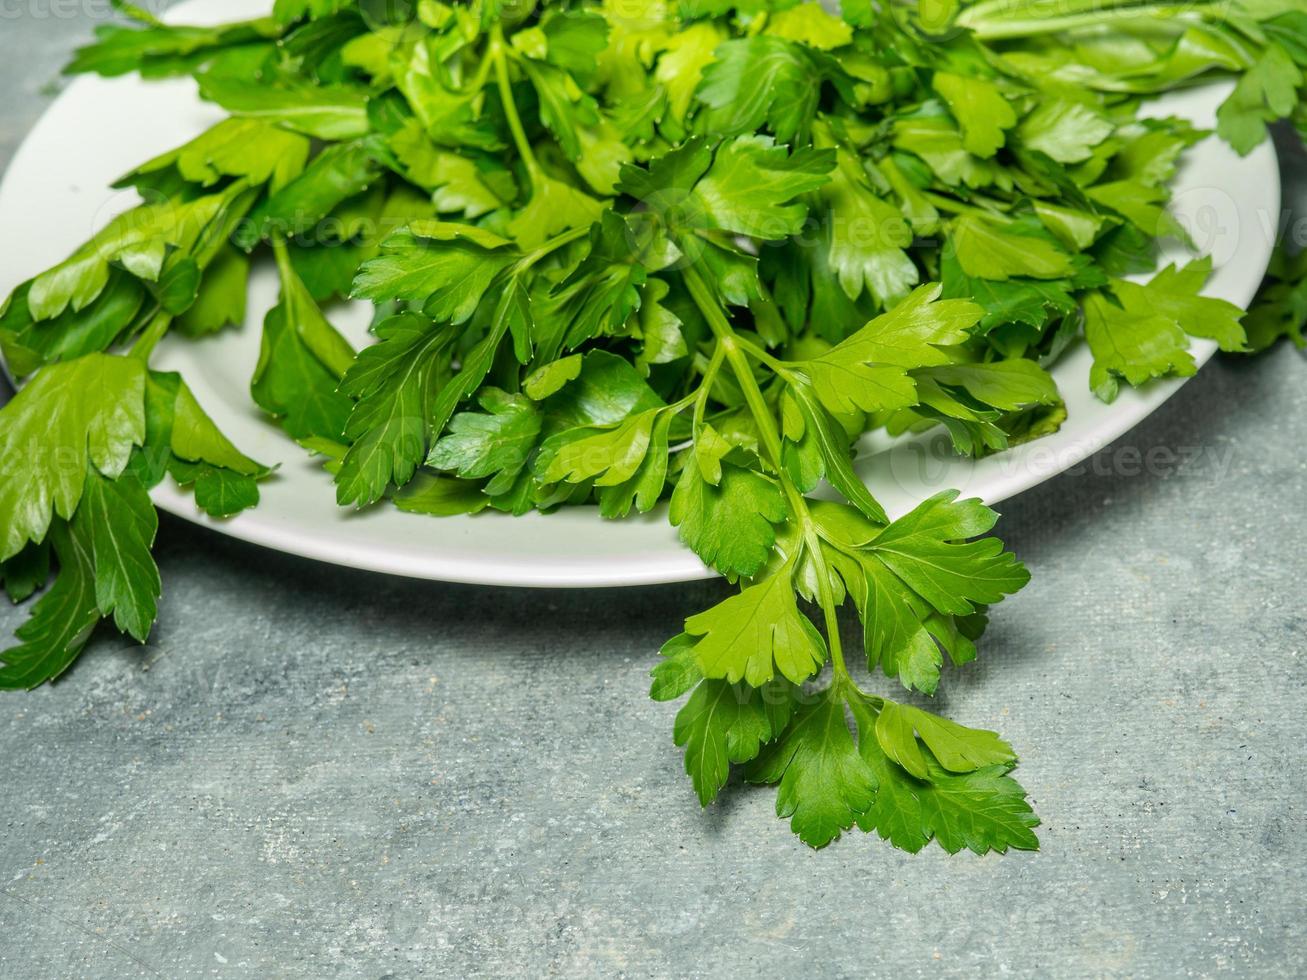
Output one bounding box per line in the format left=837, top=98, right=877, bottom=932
left=270, top=234, right=296, bottom=282
left=129, top=309, right=173, bottom=363
left=692, top=345, right=726, bottom=436
left=959, top=3, right=1211, bottom=40
left=519, top=225, right=590, bottom=269
left=922, top=192, right=1008, bottom=220
left=490, top=27, right=543, bottom=186
left=129, top=182, right=258, bottom=365
left=466, top=44, right=497, bottom=95
left=683, top=266, right=783, bottom=463
left=667, top=389, right=703, bottom=415
left=733, top=336, right=794, bottom=378
left=682, top=265, right=853, bottom=685
left=113, top=1, right=163, bottom=27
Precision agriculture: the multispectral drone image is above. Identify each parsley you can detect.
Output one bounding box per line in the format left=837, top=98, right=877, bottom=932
left=2, top=0, right=1301, bottom=851
left=1245, top=246, right=1307, bottom=351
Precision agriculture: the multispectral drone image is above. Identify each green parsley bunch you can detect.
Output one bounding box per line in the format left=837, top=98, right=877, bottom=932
left=1, top=0, right=1304, bottom=850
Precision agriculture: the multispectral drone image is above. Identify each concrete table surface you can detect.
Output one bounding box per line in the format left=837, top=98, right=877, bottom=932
left=1, top=9, right=1305, bottom=980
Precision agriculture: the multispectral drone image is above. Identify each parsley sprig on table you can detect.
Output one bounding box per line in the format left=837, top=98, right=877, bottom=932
left=1, top=0, right=1303, bottom=851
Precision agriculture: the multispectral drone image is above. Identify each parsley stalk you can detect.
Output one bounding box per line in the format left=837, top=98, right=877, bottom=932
left=921, top=191, right=1008, bottom=219
left=130, top=178, right=261, bottom=365
left=489, top=25, right=543, bottom=187
left=129, top=309, right=173, bottom=362
left=681, top=264, right=855, bottom=691
left=519, top=225, right=591, bottom=268
left=691, top=344, right=726, bottom=437
left=958, top=1, right=1223, bottom=40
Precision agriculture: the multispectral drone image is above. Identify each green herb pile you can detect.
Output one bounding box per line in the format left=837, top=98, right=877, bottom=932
left=1, top=0, right=1304, bottom=851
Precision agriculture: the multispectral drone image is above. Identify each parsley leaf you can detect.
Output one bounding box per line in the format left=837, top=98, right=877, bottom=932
left=197, top=69, right=372, bottom=141
left=28, top=193, right=229, bottom=321
left=536, top=408, right=666, bottom=487
left=336, top=314, right=446, bottom=507
left=748, top=697, right=877, bottom=848
left=862, top=491, right=1030, bottom=617
left=66, top=16, right=281, bottom=78
left=951, top=215, right=1076, bottom=281
left=671, top=461, right=789, bottom=578
left=696, top=35, right=845, bottom=144
left=1017, top=97, right=1114, bottom=164
left=933, top=72, right=1017, bottom=159
left=820, top=138, right=919, bottom=307
left=428, top=390, right=542, bottom=496
left=685, top=569, right=828, bottom=687
left=1085, top=289, right=1195, bottom=402
left=0, top=354, right=145, bottom=562
left=1085, top=258, right=1242, bottom=401
left=123, top=117, right=309, bottom=194
left=627, top=135, right=837, bottom=243
left=76, top=470, right=161, bottom=643
left=854, top=698, right=1039, bottom=855
left=673, top=674, right=796, bottom=806
left=0, top=523, right=101, bottom=690
left=1216, top=44, right=1303, bottom=154
left=1110, top=257, right=1246, bottom=352
left=1244, top=246, right=1307, bottom=351
left=353, top=221, right=520, bottom=324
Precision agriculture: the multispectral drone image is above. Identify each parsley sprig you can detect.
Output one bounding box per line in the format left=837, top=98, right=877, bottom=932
left=1, top=0, right=1302, bottom=851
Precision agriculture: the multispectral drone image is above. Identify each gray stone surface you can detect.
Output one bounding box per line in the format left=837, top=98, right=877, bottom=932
left=1, top=8, right=1306, bottom=979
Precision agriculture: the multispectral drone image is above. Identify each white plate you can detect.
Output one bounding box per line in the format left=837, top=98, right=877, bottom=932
left=0, top=0, right=1281, bottom=587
